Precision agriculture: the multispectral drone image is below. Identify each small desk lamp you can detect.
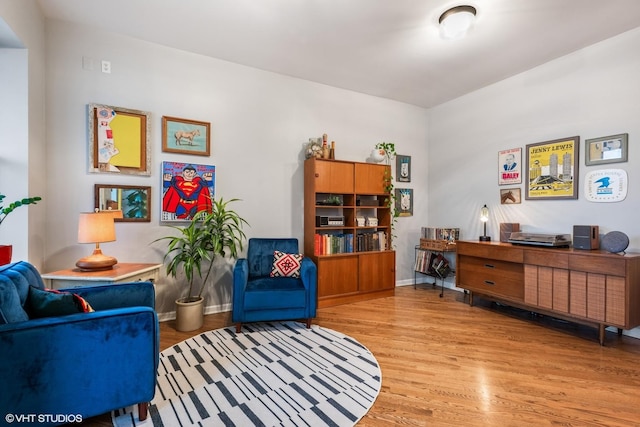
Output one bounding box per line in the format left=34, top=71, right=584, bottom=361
left=75, top=209, right=122, bottom=271
left=479, top=204, right=491, bottom=242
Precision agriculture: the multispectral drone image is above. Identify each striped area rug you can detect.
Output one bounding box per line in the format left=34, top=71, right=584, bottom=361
left=112, top=321, right=381, bottom=426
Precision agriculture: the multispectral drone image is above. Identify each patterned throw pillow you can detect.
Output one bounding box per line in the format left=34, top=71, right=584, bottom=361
left=270, top=250, right=303, bottom=278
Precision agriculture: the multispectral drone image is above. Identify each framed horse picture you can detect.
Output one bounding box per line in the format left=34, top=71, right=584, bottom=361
left=162, top=116, right=211, bottom=156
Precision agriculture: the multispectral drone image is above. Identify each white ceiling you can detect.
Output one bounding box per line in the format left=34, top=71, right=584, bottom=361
left=35, top=0, right=640, bottom=108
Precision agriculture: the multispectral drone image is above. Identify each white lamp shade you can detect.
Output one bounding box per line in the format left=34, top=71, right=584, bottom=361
left=77, top=212, right=116, bottom=244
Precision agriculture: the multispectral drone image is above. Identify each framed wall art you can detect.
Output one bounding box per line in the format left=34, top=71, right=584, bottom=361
left=584, top=169, right=628, bottom=202
left=161, top=161, right=215, bottom=222
left=162, top=116, right=211, bottom=156
left=95, top=184, right=151, bottom=222
left=525, top=136, right=579, bottom=200
left=395, top=188, right=413, bottom=217
left=396, top=155, right=411, bottom=182
left=500, top=188, right=521, bottom=204
left=498, top=148, right=522, bottom=185
left=585, top=133, right=628, bottom=166
left=88, top=103, right=151, bottom=175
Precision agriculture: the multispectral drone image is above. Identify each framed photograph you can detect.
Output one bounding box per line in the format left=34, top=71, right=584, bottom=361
left=161, top=161, right=215, bottom=222
left=498, top=148, right=522, bottom=185
left=395, top=188, right=413, bottom=217
left=500, top=188, right=521, bottom=204
left=525, top=136, right=579, bottom=200
left=88, top=103, right=151, bottom=175
left=396, top=155, right=411, bottom=182
left=585, top=133, right=628, bottom=166
left=95, top=184, right=151, bottom=222
left=162, top=116, right=211, bottom=156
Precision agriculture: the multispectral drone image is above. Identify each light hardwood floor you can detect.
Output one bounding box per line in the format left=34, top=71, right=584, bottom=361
left=83, top=285, right=640, bottom=426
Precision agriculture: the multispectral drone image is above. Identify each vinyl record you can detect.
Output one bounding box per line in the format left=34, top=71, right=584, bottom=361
left=601, top=231, right=629, bottom=253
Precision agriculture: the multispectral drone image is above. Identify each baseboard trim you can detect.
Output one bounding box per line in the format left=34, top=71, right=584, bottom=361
left=157, top=302, right=232, bottom=322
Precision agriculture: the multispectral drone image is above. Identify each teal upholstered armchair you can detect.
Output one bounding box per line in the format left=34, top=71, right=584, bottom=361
left=232, top=238, right=317, bottom=332
left=0, top=261, right=158, bottom=426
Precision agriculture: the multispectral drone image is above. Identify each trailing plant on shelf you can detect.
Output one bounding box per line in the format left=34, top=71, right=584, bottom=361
left=373, top=143, right=399, bottom=247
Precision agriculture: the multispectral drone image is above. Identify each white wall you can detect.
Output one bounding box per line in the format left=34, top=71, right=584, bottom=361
left=428, top=26, right=640, bottom=248
left=43, top=20, right=429, bottom=315
left=0, top=0, right=46, bottom=267
left=427, top=27, right=640, bottom=338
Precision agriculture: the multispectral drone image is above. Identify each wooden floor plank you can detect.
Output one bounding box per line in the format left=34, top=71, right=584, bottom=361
left=81, top=285, right=640, bottom=426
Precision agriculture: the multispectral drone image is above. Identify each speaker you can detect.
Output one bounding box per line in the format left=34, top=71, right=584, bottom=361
left=601, top=231, right=629, bottom=253
left=573, top=225, right=599, bottom=250
left=500, top=223, right=520, bottom=243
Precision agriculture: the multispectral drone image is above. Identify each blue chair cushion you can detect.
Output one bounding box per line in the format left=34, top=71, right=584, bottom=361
left=244, top=277, right=307, bottom=310
left=248, top=238, right=299, bottom=278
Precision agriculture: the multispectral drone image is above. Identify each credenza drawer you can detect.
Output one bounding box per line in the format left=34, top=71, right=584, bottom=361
left=458, top=255, right=524, bottom=300
left=457, top=241, right=523, bottom=263
left=569, top=254, right=626, bottom=276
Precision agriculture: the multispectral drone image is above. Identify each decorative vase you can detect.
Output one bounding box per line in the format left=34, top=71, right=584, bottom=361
left=0, top=245, right=12, bottom=266
left=175, top=297, right=204, bottom=332
left=370, top=149, right=386, bottom=163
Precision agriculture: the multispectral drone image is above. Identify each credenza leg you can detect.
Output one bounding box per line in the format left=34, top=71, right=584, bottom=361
left=598, top=324, right=605, bottom=346
left=617, top=328, right=623, bottom=336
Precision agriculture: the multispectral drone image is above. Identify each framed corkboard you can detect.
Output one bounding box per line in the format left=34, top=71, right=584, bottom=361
left=88, top=103, right=151, bottom=175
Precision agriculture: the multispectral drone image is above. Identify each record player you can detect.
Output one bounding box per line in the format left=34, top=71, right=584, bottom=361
left=508, top=232, right=571, bottom=247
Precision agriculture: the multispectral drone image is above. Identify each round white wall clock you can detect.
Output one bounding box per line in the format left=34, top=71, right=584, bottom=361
left=584, top=169, right=628, bottom=202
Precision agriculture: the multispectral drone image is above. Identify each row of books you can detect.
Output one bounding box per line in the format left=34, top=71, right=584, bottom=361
left=421, top=227, right=460, bottom=241
left=314, top=233, right=353, bottom=255
left=356, top=231, right=388, bottom=252
left=314, top=231, right=388, bottom=255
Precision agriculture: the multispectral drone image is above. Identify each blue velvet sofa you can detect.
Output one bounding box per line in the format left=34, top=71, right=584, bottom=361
left=232, top=238, right=317, bottom=332
left=0, top=261, right=159, bottom=426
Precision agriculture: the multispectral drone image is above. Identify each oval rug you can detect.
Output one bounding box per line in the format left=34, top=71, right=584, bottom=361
left=112, top=321, right=381, bottom=426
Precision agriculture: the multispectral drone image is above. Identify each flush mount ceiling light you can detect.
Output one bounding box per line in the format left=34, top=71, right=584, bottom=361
left=439, top=5, right=477, bottom=40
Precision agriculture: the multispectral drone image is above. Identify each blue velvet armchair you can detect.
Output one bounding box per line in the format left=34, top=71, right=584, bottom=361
left=232, top=238, right=317, bottom=332
left=0, top=261, right=159, bottom=426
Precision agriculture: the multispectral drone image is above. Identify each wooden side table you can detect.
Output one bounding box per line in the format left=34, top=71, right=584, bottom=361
left=41, top=263, right=162, bottom=290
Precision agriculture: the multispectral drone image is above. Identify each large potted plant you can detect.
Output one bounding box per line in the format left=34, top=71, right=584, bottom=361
left=0, top=194, right=42, bottom=265
left=154, top=197, right=249, bottom=331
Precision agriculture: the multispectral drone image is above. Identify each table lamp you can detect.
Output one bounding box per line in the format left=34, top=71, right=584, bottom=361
left=75, top=209, right=122, bottom=271
left=479, top=204, right=491, bottom=242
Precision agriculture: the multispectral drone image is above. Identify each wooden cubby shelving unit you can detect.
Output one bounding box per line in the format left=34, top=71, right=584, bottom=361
left=304, top=158, right=396, bottom=308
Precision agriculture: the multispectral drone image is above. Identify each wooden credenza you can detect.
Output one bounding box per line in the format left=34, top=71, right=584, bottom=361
left=456, top=241, right=640, bottom=344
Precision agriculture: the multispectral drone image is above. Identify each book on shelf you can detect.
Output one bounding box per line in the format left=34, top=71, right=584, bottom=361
left=314, top=233, right=354, bottom=255
left=414, top=248, right=431, bottom=274
left=356, top=231, right=387, bottom=252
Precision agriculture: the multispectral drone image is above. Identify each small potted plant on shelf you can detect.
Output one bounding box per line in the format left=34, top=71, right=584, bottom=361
left=0, top=193, right=42, bottom=265
left=374, top=142, right=396, bottom=165
left=153, top=197, right=249, bottom=332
